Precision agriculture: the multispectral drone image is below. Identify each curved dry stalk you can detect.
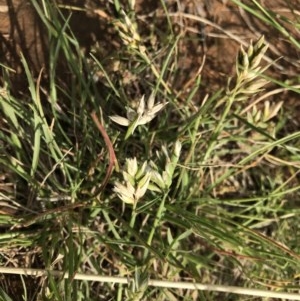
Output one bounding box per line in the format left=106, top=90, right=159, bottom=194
left=91, top=111, right=119, bottom=195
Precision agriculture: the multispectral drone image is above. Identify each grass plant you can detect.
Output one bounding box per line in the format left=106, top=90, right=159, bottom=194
left=0, top=0, right=300, bottom=300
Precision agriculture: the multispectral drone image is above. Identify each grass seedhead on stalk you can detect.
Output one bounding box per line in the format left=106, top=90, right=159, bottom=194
left=233, top=36, right=269, bottom=99
left=113, top=158, right=151, bottom=206
left=114, top=9, right=141, bottom=50
left=204, top=36, right=270, bottom=164
left=110, top=93, right=168, bottom=139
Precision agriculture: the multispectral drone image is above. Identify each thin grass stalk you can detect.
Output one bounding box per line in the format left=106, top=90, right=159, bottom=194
left=143, top=192, right=168, bottom=260
left=202, top=94, right=235, bottom=163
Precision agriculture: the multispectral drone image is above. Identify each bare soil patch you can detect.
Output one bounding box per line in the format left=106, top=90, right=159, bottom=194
left=0, top=1, right=298, bottom=89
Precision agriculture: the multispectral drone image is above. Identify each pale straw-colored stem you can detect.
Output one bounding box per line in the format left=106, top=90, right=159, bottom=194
left=0, top=267, right=299, bottom=300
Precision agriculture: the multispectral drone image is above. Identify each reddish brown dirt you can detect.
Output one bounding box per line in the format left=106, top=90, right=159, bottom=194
left=0, top=0, right=118, bottom=88
left=0, top=0, right=299, bottom=90
left=0, top=0, right=46, bottom=76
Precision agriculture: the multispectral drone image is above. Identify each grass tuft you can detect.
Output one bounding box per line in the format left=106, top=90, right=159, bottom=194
left=0, top=0, right=300, bottom=300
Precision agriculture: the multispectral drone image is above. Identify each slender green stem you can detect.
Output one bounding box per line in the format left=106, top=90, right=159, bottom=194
left=143, top=192, right=168, bottom=260
left=129, top=205, right=138, bottom=229
left=202, top=94, right=235, bottom=163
